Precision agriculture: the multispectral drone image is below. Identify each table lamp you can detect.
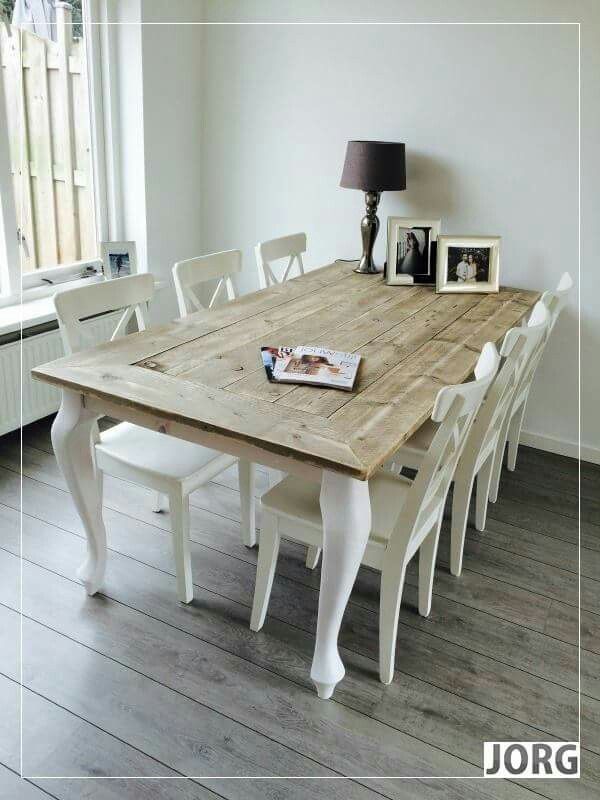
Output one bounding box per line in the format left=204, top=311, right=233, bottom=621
left=340, top=140, right=406, bottom=274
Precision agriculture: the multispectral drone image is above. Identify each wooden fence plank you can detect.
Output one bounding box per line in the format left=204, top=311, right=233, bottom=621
left=23, top=30, right=58, bottom=268
left=54, top=3, right=78, bottom=263
left=1, top=24, right=37, bottom=270
left=0, top=11, right=95, bottom=276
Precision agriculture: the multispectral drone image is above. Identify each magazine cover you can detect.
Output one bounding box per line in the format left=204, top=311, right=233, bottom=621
left=261, top=346, right=361, bottom=391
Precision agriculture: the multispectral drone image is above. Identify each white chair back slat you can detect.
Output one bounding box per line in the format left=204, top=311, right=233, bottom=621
left=465, top=302, right=550, bottom=469
left=541, top=271, right=573, bottom=333
left=54, top=273, right=154, bottom=355
left=255, top=232, right=307, bottom=289
left=172, top=250, right=242, bottom=318
left=389, top=343, right=500, bottom=560
left=502, top=301, right=551, bottom=409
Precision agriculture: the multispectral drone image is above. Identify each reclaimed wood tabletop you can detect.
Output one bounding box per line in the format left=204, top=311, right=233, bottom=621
left=33, top=260, right=540, bottom=480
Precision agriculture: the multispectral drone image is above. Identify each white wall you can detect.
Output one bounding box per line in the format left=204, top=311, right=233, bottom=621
left=108, top=0, right=205, bottom=323
left=200, top=0, right=598, bottom=460
left=110, top=0, right=599, bottom=460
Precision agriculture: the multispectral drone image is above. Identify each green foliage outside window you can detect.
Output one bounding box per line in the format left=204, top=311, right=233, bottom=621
left=0, top=0, right=83, bottom=39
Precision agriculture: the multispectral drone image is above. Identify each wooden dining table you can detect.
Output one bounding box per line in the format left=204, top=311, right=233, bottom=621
left=33, top=260, right=540, bottom=698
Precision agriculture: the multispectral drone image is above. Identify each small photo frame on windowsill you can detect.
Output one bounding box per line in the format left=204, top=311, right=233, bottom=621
left=385, top=217, right=441, bottom=286
left=436, top=235, right=500, bottom=294
left=100, top=241, right=137, bottom=280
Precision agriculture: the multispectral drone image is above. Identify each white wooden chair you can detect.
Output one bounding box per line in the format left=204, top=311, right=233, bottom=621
left=489, top=272, right=573, bottom=499
left=250, top=343, right=499, bottom=684
left=54, top=274, right=240, bottom=603
left=172, top=249, right=258, bottom=548
left=255, top=232, right=306, bottom=289
left=172, top=249, right=242, bottom=317
left=501, top=272, right=574, bottom=474
left=387, top=302, right=550, bottom=576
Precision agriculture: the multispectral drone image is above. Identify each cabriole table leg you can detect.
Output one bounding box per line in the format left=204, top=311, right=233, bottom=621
left=311, top=470, right=371, bottom=699
left=51, top=390, right=107, bottom=595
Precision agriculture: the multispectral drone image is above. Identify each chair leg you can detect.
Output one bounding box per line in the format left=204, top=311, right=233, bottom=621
left=379, top=556, right=409, bottom=685
left=238, top=460, right=257, bottom=548
left=152, top=491, right=167, bottom=513
left=449, top=473, right=475, bottom=577
left=488, top=431, right=507, bottom=504
left=169, top=490, right=194, bottom=604
left=306, top=545, right=321, bottom=570
left=419, top=518, right=442, bottom=616
left=250, top=512, right=280, bottom=631
left=475, top=454, right=494, bottom=531
left=507, top=403, right=526, bottom=472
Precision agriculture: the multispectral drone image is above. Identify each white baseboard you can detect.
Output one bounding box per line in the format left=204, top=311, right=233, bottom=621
left=520, top=430, right=600, bottom=465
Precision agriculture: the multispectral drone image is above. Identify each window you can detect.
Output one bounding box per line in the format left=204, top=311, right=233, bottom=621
left=0, top=0, right=103, bottom=300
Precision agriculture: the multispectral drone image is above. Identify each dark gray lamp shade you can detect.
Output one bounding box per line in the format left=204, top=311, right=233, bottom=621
left=340, top=140, right=406, bottom=192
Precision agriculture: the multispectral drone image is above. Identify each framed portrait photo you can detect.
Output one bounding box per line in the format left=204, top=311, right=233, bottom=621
left=386, top=218, right=441, bottom=286
left=436, top=235, right=500, bottom=294
left=100, top=241, right=137, bottom=280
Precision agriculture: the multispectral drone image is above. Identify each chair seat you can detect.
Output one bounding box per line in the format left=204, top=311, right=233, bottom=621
left=261, top=469, right=413, bottom=545
left=96, top=422, right=236, bottom=483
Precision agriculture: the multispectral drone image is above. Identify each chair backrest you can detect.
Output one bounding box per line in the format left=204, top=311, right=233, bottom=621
left=540, top=271, right=573, bottom=333
left=503, top=300, right=552, bottom=409
left=54, top=273, right=154, bottom=355
left=172, top=249, right=242, bottom=317
left=390, top=343, right=500, bottom=559
left=462, top=302, right=551, bottom=470
left=255, top=232, right=306, bottom=289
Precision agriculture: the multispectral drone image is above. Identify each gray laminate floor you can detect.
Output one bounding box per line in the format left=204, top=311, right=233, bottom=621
left=0, top=416, right=598, bottom=800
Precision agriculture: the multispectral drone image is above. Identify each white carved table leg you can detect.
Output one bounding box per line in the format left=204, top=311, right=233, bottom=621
left=51, top=390, right=107, bottom=595
left=311, top=470, right=371, bottom=699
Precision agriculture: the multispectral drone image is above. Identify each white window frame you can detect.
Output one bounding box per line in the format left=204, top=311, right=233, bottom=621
left=0, top=0, right=118, bottom=306
left=0, top=41, right=21, bottom=302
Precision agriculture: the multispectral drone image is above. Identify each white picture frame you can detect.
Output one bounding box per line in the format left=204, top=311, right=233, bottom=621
left=436, top=235, right=500, bottom=294
left=386, top=217, right=441, bottom=286
left=100, top=241, right=137, bottom=280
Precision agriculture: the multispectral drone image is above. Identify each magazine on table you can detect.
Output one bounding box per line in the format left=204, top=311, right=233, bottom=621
left=260, top=346, right=361, bottom=391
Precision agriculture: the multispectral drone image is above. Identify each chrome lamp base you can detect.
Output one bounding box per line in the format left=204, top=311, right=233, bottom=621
left=354, top=190, right=381, bottom=274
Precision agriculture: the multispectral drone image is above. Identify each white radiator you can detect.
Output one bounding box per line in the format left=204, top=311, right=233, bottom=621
left=0, top=311, right=122, bottom=437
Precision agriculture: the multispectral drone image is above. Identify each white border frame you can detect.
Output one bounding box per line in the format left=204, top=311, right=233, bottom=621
left=436, top=234, right=500, bottom=294
left=386, top=217, right=441, bottom=286
left=100, top=240, right=137, bottom=279
left=14, top=18, right=582, bottom=787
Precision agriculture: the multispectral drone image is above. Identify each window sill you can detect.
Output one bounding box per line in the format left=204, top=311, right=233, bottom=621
left=0, top=275, right=168, bottom=338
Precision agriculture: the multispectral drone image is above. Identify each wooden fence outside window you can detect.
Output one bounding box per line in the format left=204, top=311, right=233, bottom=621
left=0, top=3, right=96, bottom=274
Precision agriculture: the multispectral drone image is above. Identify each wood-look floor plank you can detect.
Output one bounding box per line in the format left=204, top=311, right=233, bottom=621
left=0, top=552, right=557, bottom=800
left=1, top=604, right=535, bottom=800
left=1, top=462, right=595, bottom=685
left=3, top=508, right=594, bottom=750
left=0, top=764, right=57, bottom=800
left=1, top=606, right=392, bottom=800
left=3, top=419, right=598, bottom=800
left=0, top=678, right=219, bottom=798
left=3, top=525, right=598, bottom=800
left=507, top=445, right=599, bottom=501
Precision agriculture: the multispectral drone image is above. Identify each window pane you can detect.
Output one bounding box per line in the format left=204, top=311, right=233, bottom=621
left=0, top=0, right=97, bottom=277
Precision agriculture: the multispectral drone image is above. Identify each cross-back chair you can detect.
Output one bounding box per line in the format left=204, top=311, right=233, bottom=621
left=172, top=249, right=242, bottom=317
left=389, top=301, right=551, bottom=577
left=496, top=272, right=574, bottom=476
left=255, top=232, right=306, bottom=289
left=54, top=274, right=240, bottom=603
left=172, top=249, right=258, bottom=547
left=488, top=274, right=572, bottom=499
left=250, top=343, right=499, bottom=684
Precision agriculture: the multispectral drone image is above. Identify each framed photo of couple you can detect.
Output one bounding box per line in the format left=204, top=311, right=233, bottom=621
left=385, top=217, right=441, bottom=286
left=436, top=235, right=500, bottom=294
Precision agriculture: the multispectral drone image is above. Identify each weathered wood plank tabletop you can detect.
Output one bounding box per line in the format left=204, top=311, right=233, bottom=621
left=33, top=261, right=540, bottom=480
